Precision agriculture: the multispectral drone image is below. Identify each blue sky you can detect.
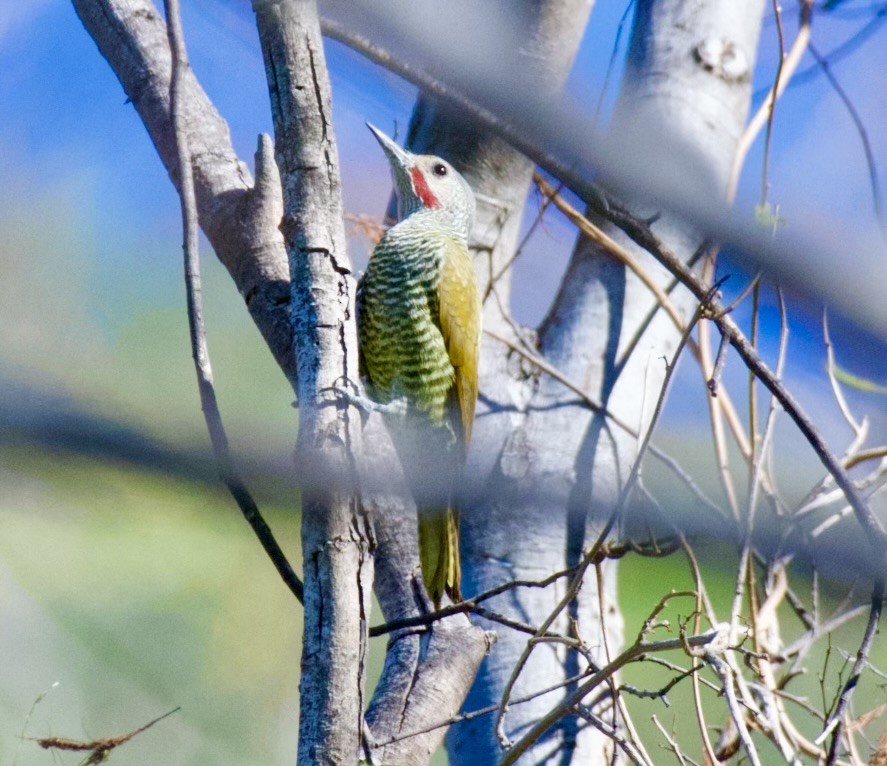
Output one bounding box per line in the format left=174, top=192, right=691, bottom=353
left=0, top=0, right=884, bottom=454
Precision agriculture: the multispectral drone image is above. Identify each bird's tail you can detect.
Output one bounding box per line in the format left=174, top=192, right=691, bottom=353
left=419, top=506, right=461, bottom=609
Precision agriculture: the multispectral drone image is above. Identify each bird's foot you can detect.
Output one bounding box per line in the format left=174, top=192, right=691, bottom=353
left=321, top=377, right=375, bottom=421
left=321, top=377, right=408, bottom=421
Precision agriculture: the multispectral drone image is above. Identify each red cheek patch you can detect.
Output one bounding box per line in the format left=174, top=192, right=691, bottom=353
left=410, top=167, right=440, bottom=208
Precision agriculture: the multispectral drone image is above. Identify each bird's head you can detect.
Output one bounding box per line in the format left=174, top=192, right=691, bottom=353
left=367, top=123, right=475, bottom=241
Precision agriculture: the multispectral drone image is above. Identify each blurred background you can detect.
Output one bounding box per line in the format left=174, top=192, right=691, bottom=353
left=0, top=1, right=884, bottom=763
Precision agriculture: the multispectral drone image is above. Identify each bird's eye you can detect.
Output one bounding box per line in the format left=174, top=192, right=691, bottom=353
left=432, top=163, right=448, bottom=177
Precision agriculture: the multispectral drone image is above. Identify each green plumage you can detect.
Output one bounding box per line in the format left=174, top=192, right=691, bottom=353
left=358, top=217, right=457, bottom=425
left=358, top=210, right=479, bottom=608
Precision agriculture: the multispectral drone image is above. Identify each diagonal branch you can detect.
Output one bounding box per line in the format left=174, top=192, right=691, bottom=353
left=71, top=0, right=295, bottom=385
left=821, top=576, right=885, bottom=765
left=163, top=0, right=302, bottom=604
left=607, top=208, right=887, bottom=564
left=73, top=0, right=302, bottom=603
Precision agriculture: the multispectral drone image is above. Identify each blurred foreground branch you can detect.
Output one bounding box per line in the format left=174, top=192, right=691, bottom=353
left=163, top=0, right=303, bottom=602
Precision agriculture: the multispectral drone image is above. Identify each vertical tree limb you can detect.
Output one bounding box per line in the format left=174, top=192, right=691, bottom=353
left=252, top=2, right=371, bottom=763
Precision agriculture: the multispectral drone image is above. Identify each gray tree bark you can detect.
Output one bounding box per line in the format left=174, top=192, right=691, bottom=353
left=385, top=0, right=765, bottom=762
left=251, top=3, right=373, bottom=763
left=74, top=1, right=490, bottom=763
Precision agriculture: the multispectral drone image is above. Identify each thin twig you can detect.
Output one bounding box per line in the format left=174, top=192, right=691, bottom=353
left=825, top=307, right=867, bottom=444
left=821, top=576, right=885, bottom=765
left=484, top=327, right=635, bottom=438
left=593, top=0, right=635, bottom=125
left=652, top=715, right=691, bottom=766
left=707, top=330, right=731, bottom=397
left=575, top=704, right=650, bottom=766
left=728, top=0, right=813, bottom=201
left=784, top=606, right=870, bottom=663
left=706, top=650, right=763, bottom=766
left=743, top=286, right=801, bottom=764
left=14, top=682, right=59, bottom=766
left=759, top=0, right=789, bottom=208
left=484, top=181, right=561, bottom=302
left=499, top=626, right=728, bottom=766
left=369, top=565, right=578, bottom=636
left=808, top=40, right=887, bottom=242
left=846, top=448, right=887, bottom=471
left=535, top=174, right=687, bottom=335
left=770, top=9, right=887, bottom=94
left=681, top=538, right=722, bottom=766
left=373, top=671, right=592, bottom=746
left=697, top=257, right=741, bottom=521
left=605, top=207, right=887, bottom=563
left=31, top=707, right=181, bottom=765
left=164, top=0, right=303, bottom=603
left=596, top=561, right=655, bottom=766
left=747, top=285, right=788, bottom=530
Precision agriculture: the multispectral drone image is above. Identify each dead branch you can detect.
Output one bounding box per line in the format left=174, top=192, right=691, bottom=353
left=73, top=0, right=302, bottom=602
left=605, top=206, right=887, bottom=564
left=31, top=708, right=180, bottom=765
left=822, top=577, right=885, bottom=765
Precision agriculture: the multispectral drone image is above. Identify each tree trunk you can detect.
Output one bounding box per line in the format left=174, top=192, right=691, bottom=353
left=447, top=0, right=765, bottom=762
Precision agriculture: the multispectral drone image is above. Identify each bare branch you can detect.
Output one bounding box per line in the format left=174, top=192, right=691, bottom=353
left=808, top=41, right=887, bottom=241
left=728, top=0, right=813, bottom=201
left=500, top=625, right=731, bottom=765
left=71, top=0, right=294, bottom=383
left=706, top=649, right=763, bottom=766
left=252, top=2, right=370, bottom=762
left=370, top=565, right=578, bottom=637
left=822, top=577, right=885, bottom=765
left=163, top=0, right=303, bottom=606
left=606, top=208, right=887, bottom=564
left=30, top=707, right=180, bottom=765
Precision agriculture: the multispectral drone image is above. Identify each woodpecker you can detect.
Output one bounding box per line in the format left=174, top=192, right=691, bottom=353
left=357, top=123, right=480, bottom=608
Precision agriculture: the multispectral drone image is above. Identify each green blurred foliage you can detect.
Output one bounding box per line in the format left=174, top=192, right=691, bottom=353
left=0, top=167, right=310, bottom=764
left=0, top=450, right=303, bottom=765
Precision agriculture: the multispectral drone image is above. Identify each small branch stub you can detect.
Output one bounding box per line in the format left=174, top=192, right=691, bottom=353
left=694, top=37, right=750, bottom=82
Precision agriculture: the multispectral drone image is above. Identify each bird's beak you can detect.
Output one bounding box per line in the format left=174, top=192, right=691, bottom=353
left=366, top=122, right=413, bottom=174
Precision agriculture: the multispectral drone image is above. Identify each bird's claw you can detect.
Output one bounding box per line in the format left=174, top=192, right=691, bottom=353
left=374, top=396, right=409, bottom=418
left=321, top=377, right=410, bottom=423
left=321, top=377, right=376, bottom=420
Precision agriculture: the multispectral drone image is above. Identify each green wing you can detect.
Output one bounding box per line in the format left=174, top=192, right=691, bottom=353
left=436, top=238, right=481, bottom=450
